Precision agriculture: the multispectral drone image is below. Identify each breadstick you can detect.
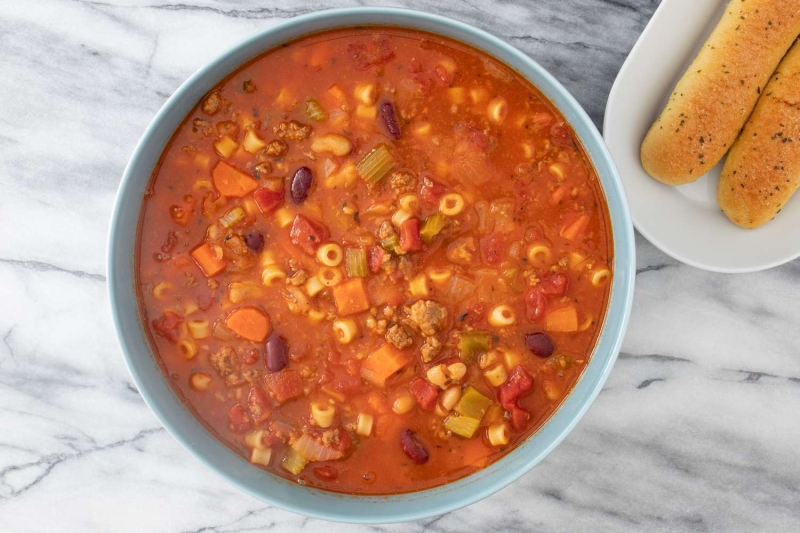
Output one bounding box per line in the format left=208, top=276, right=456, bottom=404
left=718, top=39, right=800, bottom=228
left=640, top=0, right=800, bottom=185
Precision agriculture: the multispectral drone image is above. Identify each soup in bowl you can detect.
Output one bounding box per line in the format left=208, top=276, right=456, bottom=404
left=108, top=7, right=634, bottom=523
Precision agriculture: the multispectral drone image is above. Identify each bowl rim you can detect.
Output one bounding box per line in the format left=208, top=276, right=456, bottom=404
left=107, top=6, right=635, bottom=524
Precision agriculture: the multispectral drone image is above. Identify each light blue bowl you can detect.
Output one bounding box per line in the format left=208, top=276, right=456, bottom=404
left=108, top=7, right=635, bottom=524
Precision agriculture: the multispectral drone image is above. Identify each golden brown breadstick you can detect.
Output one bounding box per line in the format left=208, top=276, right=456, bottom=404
left=718, top=39, right=800, bottom=228
left=640, top=0, right=800, bottom=185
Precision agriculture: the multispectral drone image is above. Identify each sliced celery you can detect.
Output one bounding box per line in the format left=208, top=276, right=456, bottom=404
left=218, top=206, right=246, bottom=229
left=455, top=386, right=492, bottom=419
left=357, top=144, right=395, bottom=184
left=458, top=331, right=492, bottom=362
left=444, top=415, right=481, bottom=438
left=503, top=267, right=523, bottom=293
left=305, top=98, right=327, bottom=122
left=345, top=248, right=368, bottom=277
left=420, top=213, right=448, bottom=244
left=281, top=447, right=309, bottom=475
left=380, top=234, right=401, bottom=254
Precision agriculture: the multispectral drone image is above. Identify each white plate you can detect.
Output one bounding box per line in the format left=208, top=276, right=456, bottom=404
left=603, top=0, right=800, bottom=273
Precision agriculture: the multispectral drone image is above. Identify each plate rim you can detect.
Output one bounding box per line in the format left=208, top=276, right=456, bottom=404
left=602, top=0, right=800, bottom=274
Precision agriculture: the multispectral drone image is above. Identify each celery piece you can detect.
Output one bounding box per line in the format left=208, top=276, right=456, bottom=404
left=281, top=448, right=309, bottom=475
left=420, top=213, right=448, bottom=244
left=444, top=415, right=481, bottom=438
left=305, top=98, right=327, bottom=122
left=455, top=386, right=492, bottom=420
left=357, top=144, right=395, bottom=184
left=219, top=206, right=246, bottom=229
left=503, top=267, right=523, bottom=293
left=345, top=248, right=368, bottom=277
left=380, top=234, right=401, bottom=254
left=458, top=331, right=492, bottom=362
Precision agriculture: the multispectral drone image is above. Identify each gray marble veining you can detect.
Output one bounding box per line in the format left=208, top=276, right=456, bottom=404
left=1, top=0, right=799, bottom=531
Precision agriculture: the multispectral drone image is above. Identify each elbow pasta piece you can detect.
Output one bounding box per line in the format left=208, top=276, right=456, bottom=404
left=488, top=304, right=516, bottom=327
left=399, top=194, right=420, bottom=213
left=487, top=96, right=508, bottom=124
left=243, top=129, right=267, bottom=154
left=526, top=244, right=552, bottom=266
left=244, top=429, right=268, bottom=450
left=261, top=250, right=278, bottom=266
left=177, top=339, right=197, bottom=360
left=316, top=243, right=344, bottom=266
left=274, top=207, right=294, bottom=228
left=310, top=402, right=336, bottom=428
left=591, top=268, right=611, bottom=288
left=261, top=265, right=287, bottom=286
left=579, top=314, right=594, bottom=332
left=427, top=267, right=452, bottom=286
left=439, top=193, right=465, bottom=216
left=190, top=372, right=212, bottom=391
left=356, top=104, right=377, bottom=119
left=318, top=267, right=343, bottom=287
left=152, top=282, right=171, bottom=299
left=354, top=83, right=377, bottom=105
left=187, top=319, right=210, bottom=340
left=483, top=364, right=508, bottom=387
left=487, top=422, right=510, bottom=446
left=250, top=447, right=273, bottom=467
left=356, top=412, right=374, bottom=437
left=392, top=394, right=416, bottom=415
left=183, top=301, right=200, bottom=316
left=308, top=308, right=326, bottom=323
left=304, top=276, right=325, bottom=297
left=332, top=318, right=359, bottom=344
left=408, top=274, right=429, bottom=297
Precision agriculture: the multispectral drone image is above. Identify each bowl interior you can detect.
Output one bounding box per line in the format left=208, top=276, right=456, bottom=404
left=108, top=7, right=635, bottom=524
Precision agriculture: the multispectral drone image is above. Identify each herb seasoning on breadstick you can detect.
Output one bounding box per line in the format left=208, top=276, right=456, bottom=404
left=640, top=0, right=800, bottom=186
left=718, top=39, right=800, bottom=228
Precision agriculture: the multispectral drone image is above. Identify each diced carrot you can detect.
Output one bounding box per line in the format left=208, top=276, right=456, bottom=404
left=544, top=305, right=579, bottom=333
left=212, top=161, right=258, bottom=198
left=226, top=307, right=272, bottom=342
left=559, top=213, right=590, bottom=242
left=361, top=343, right=413, bottom=388
left=332, top=278, right=370, bottom=316
left=190, top=242, right=226, bottom=277
left=327, top=83, right=347, bottom=104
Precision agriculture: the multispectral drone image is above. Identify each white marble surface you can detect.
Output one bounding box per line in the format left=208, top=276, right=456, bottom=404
left=2, top=0, right=799, bottom=531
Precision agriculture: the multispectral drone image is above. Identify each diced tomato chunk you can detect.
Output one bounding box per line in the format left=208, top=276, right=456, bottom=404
left=480, top=233, right=505, bottom=265
left=433, top=65, right=453, bottom=87
left=509, top=406, right=530, bottom=431
left=409, top=377, right=438, bottom=410
left=290, top=215, right=329, bottom=255
left=539, top=273, right=569, bottom=297
left=253, top=187, right=285, bottom=214
left=348, top=37, right=394, bottom=70
left=399, top=218, right=423, bottom=252
left=419, top=177, right=445, bottom=205
left=525, top=288, right=548, bottom=322
left=550, top=122, right=574, bottom=148
left=248, top=386, right=272, bottom=423
left=152, top=311, right=182, bottom=342
left=264, top=369, right=305, bottom=403
left=368, top=245, right=386, bottom=273
left=499, top=365, right=534, bottom=411
left=228, top=404, right=251, bottom=433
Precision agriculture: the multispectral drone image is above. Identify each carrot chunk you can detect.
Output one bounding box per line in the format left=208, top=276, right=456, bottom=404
left=361, top=343, right=412, bottom=388
left=190, top=242, right=226, bottom=277
left=332, top=278, right=370, bottom=316
left=226, top=307, right=272, bottom=342
left=559, top=214, right=590, bottom=242
left=544, top=305, right=579, bottom=333
left=212, top=161, right=258, bottom=198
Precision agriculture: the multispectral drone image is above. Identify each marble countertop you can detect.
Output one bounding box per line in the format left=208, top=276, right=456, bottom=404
left=2, top=0, right=799, bottom=531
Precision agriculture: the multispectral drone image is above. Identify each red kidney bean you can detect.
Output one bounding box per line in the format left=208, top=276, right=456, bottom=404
left=378, top=99, right=401, bottom=140
left=313, top=465, right=338, bottom=481
left=244, top=232, right=264, bottom=252
left=399, top=429, right=428, bottom=464
left=265, top=335, right=288, bottom=372
left=525, top=332, right=554, bottom=358
left=290, top=166, right=313, bottom=203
